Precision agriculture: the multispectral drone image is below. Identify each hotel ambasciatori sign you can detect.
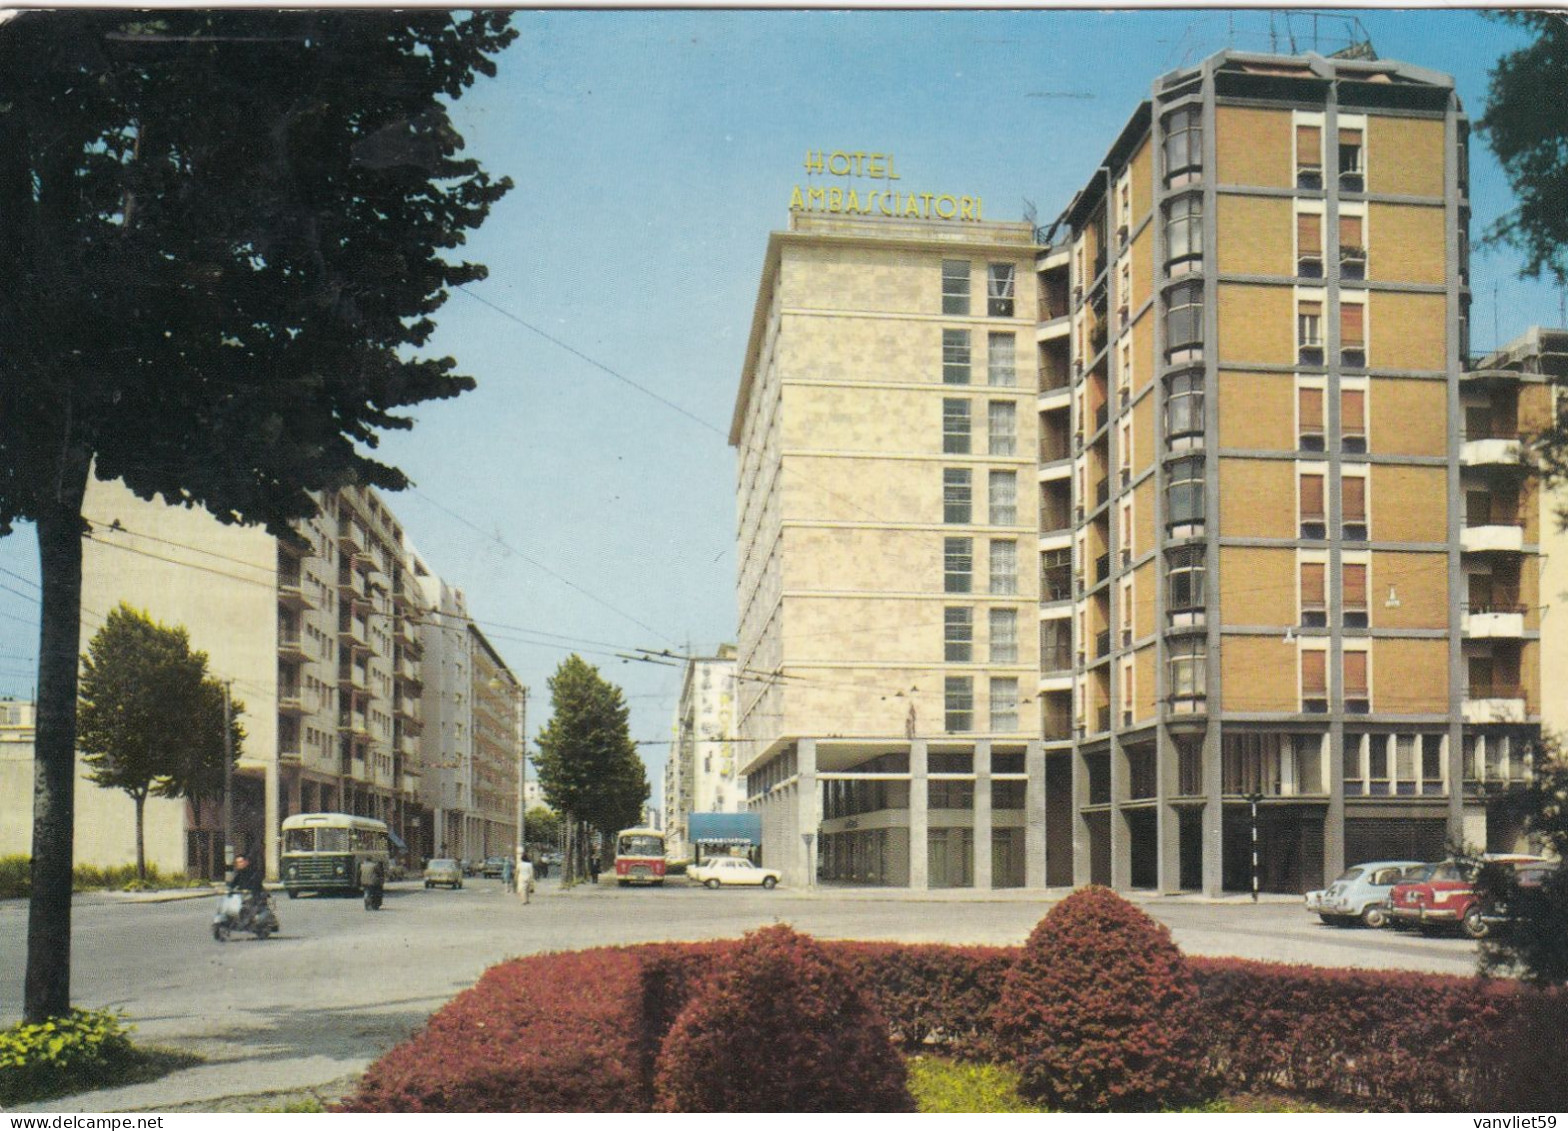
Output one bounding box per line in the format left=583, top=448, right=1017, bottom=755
left=789, top=150, right=984, bottom=222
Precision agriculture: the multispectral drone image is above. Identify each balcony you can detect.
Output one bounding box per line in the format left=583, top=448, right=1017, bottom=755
left=1094, top=552, right=1110, bottom=585
left=1040, top=565, right=1073, bottom=603
left=1463, top=602, right=1528, bottom=638
left=1095, top=629, right=1112, bottom=659
left=1461, top=521, right=1525, bottom=554
left=1095, top=705, right=1113, bottom=734
left=1042, top=712, right=1074, bottom=743
left=277, top=689, right=307, bottom=716
left=1095, top=478, right=1110, bottom=507
left=1463, top=685, right=1528, bottom=725
left=277, top=629, right=309, bottom=661
left=277, top=570, right=313, bottom=610
left=1461, top=436, right=1526, bottom=469
left=1040, top=644, right=1073, bottom=675
left=1340, top=245, right=1367, bottom=281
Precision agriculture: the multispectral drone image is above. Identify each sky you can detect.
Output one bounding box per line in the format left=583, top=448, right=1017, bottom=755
left=1, top=8, right=1564, bottom=807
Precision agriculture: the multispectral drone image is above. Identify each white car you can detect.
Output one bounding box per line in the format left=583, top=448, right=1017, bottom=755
left=688, top=857, right=781, bottom=890
left=1309, top=860, right=1427, bottom=928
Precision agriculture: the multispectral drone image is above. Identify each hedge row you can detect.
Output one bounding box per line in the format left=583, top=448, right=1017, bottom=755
left=342, top=935, right=1567, bottom=1112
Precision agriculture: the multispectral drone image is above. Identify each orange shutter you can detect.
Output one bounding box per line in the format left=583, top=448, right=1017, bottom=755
left=1339, top=213, right=1364, bottom=251
left=1299, top=386, right=1325, bottom=433
left=1341, top=387, right=1366, bottom=437
left=1339, top=127, right=1364, bottom=148
left=1301, top=561, right=1326, bottom=610
left=1344, top=650, right=1369, bottom=696
left=1300, top=474, right=1325, bottom=519
left=1297, top=124, right=1322, bottom=165
left=1343, top=563, right=1368, bottom=610
left=1341, top=302, right=1366, bottom=347
left=1297, top=212, right=1322, bottom=254
left=1342, top=475, right=1366, bottom=521
left=1302, top=650, right=1327, bottom=695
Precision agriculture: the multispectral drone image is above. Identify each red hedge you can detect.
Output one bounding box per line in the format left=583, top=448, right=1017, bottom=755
left=992, top=887, right=1213, bottom=1111
left=653, top=926, right=914, bottom=1112
left=339, top=949, right=649, bottom=1112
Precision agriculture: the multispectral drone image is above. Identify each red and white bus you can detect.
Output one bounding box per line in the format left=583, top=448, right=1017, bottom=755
left=610, top=826, right=666, bottom=886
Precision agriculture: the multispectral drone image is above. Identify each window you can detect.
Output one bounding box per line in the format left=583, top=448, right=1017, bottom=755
left=1166, top=369, right=1204, bottom=442
left=1169, top=637, right=1206, bottom=704
left=1163, top=105, right=1202, bottom=185
left=1344, top=648, right=1369, bottom=711
left=1344, top=733, right=1366, bottom=796
left=1300, top=472, right=1326, bottom=538
left=943, top=398, right=971, bottom=454
left=1342, top=474, right=1367, bottom=540
left=990, top=677, right=1019, bottom=732
left=1298, top=299, right=1324, bottom=364
left=987, top=332, right=1016, bottom=386
left=1421, top=737, right=1444, bottom=795
left=1168, top=544, right=1205, bottom=613
left=987, top=401, right=1017, bottom=456
left=1341, top=385, right=1367, bottom=453
left=988, top=469, right=1017, bottom=525
left=944, top=607, right=973, bottom=662
left=942, top=260, right=970, bottom=315
left=1296, top=122, right=1323, bottom=188
left=1041, top=546, right=1072, bottom=602
left=1302, top=648, right=1328, bottom=710
left=989, top=607, right=1018, bottom=664
left=1166, top=455, right=1205, bottom=531
left=1339, top=213, right=1367, bottom=280
left=1040, top=617, right=1072, bottom=671
left=1298, top=385, right=1325, bottom=451
left=1165, top=280, right=1204, bottom=360
left=1343, top=562, right=1369, bottom=628
left=944, top=537, right=973, bottom=593
left=1296, top=211, right=1324, bottom=277
left=945, top=676, right=974, bottom=733
left=1165, top=193, right=1202, bottom=273
left=943, top=329, right=972, bottom=384
left=989, top=540, right=1018, bottom=595
left=987, top=263, right=1016, bottom=317
left=1339, top=126, right=1364, bottom=192
left=1396, top=734, right=1419, bottom=796
left=1300, top=560, right=1327, bottom=627
left=1340, top=300, right=1366, bottom=367
left=1294, top=734, right=1323, bottom=793
left=943, top=468, right=972, bottom=524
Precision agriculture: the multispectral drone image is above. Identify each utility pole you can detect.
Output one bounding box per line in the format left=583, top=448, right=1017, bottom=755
left=222, top=680, right=234, bottom=882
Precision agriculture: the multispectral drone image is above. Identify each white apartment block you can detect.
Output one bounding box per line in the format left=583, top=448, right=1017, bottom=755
left=663, top=645, right=740, bottom=858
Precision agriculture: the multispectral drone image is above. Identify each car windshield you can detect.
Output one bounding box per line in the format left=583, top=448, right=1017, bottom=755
left=619, top=836, right=662, bottom=856
left=429, top=859, right=457, bottom=869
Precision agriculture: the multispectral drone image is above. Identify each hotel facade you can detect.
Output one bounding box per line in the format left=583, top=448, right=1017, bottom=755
left=733, top=49, right=1548, bottom=894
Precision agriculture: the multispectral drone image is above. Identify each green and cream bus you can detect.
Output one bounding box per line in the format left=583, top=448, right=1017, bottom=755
left=280, top=812, right=391, bottom=898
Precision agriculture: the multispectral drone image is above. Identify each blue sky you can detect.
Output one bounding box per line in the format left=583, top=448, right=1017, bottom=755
left=1, top=9, right=1562, bottom=805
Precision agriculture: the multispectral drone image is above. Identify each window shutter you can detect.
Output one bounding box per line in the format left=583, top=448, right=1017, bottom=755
left=1300, top=473, right=1325, bottom=519
left=1302, top=649, right=1327, bottom=695
left=1299, top=386, right=1325, bottom=433
left=1343, top=475, right=1366, bottom=521
left=1296, top=124, right=1322, bottom=164
left=1341, top=386, right=1366, bottom=437
left=1344, top=650, right=1369, bottom=696
left=1339, top=213, right=1364, bottom=250
left=1344, top=563, right=1368, bottom=610
left=1296, top=212, right=1322, bottom=254
left=1341, top=302, right=1366, bottom=347
left=1301, top=561, right=1326, bottom=609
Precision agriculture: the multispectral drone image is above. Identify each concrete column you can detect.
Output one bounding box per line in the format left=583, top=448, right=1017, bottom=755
left=796, top=739, right=818, bottom=888
left=1071, top=746, right=1092, bottom=887
left=1202, top=725, right=1224, bottom=896
left=1025, top=740, right=1046, bottom=888
left=909, top=739, right=929, bottom=890
left=264, top=760, right=281, bottom=880
left=974, top=740, right=992, bottom=890
left=1110, top=737, right=1131, bottom=890
left=1156, top=729, right=1182, bottom=892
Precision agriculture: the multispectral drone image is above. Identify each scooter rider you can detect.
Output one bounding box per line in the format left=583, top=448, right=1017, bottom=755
left=230, top=852, right=265, bottom=927
left=358, top=856, right=386, bottom=910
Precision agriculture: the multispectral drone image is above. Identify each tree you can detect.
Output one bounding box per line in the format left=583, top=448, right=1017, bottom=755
left=532, top=656, right=651, bottom=883
left=524, top=806, right=562, bottom=854
left=77, top=604, right=244, bottom=881
left=1479, top=12, right=1568, bottom=287
left=0, top=10, right=515, bottom=1021
left=1474, top=736, right=1568, bottom=985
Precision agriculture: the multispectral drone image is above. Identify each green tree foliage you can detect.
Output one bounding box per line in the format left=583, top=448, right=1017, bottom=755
left=0, top=9, right=515, bottom=1021
left=524, top=806, right=563, bottom=853
left=77, top=605, right=244, bottom=881
left=1479, top=12, right=1568, bottom=286
left=533, top=656, right=650, bottom=881
left=1475, top=737, right=1568, bottom=985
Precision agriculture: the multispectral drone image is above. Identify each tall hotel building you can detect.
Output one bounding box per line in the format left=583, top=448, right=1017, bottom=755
left=734, top=49, right=1546, bottom=894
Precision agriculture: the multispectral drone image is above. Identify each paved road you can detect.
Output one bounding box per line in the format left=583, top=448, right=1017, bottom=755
left=0, top=878, right=1489, bottom=1111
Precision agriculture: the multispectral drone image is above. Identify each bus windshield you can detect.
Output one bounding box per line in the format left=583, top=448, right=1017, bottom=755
left=619, top=835, right=663, bottom=857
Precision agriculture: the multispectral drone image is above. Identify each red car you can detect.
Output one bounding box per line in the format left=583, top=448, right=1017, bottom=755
left=1388, top=854, right=1546, bottom=938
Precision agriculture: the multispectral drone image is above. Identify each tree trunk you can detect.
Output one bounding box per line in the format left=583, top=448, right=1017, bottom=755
left=26, top=486, right=87, bottom=1023
left=134, top=792, right=146, bottom=882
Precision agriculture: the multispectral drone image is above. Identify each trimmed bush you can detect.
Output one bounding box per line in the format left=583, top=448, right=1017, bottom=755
left=0, top=1009, right=137, bottom=1106
left=993, top=886, right=1213, bottom=1112
left=653, top=925, right=915, bottom=1112
left=832, top=942, right=1015, bottom=1055
left=339, top=949, right=649, bottom=1112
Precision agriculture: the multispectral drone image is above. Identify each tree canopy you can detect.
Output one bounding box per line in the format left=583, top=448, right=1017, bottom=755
left=533, top=655, right=651, bottom=879
left=78, top=604, right=244, bottom=879
left=1479, top=12, right=1568, bottom=286
left=1, top=9, right=515, bottom=1021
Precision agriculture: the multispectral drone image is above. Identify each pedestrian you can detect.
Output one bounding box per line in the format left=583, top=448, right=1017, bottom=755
left=517, top=856, right=534, bottom=904
left=359, top=856, right=386, bottom=910
left=590, top=852, right=601, bottom=884
left=501, top=854, right=514, bottom=891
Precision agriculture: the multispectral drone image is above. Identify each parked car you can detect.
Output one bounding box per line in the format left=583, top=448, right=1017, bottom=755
left=1476, top=860, right=1560, bottom=935
left=1307, top=860, right=1427, bottom=928
left=687, top=857, right=781, bottom=889
left=481, top=856, right=507, bottom=879
left=1389, top=854, right=1547, bottom=938
left=423, top=858, right=464, bottom=889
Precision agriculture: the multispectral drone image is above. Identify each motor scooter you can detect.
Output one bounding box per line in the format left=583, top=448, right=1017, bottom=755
left=213, top=889, right=280, bottom=941
left=363, top=884, right=383, bottom=911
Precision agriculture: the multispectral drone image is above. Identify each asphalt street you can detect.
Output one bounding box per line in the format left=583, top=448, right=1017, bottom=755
left=0, top=877, right=1490, bottom=1112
